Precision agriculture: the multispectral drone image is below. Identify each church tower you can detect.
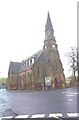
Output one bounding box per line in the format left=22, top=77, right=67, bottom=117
left=43, top=12, right=65, bottom=82
left=43, top=12, right=57, bottom=50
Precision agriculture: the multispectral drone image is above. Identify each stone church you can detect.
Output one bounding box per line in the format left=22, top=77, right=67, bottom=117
left=8, top=12, right=65, bottom=90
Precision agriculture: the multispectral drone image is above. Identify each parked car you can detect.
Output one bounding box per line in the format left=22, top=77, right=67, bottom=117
left=34, top=83, right=42, bottom=90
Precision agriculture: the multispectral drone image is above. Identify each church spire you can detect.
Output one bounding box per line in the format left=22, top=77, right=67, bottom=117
left=45, top=12, right=55, bottom=40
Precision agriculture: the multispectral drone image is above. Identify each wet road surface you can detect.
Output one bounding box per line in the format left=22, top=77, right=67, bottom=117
left=0, top=87, right=78, bottom=117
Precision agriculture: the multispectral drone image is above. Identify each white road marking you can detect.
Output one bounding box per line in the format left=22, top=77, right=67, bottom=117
left=0, top=113, right=79, bottom=119
left=49, top=113, right=62, bottom=118
left=31, top=114, right=45, bottom=118
left=0, top=116, right=13, bottom=119
left=15, top=115, right=29, bottom=118
left=67, top=113, right=79, bottom=117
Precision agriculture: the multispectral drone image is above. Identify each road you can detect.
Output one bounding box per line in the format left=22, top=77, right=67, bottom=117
left=0, top=87, right=79, bottom=118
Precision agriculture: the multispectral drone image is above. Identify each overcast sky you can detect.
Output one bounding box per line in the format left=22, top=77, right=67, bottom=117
left=0, top=0, right=77, bottom=78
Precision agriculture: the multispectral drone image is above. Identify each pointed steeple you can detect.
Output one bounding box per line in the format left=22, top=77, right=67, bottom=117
left=45, top=12, right=53, bottom=31
left=45, top=12, right=55, bottom=40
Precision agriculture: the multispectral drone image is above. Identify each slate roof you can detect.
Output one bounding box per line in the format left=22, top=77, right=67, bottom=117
left=9, top=50, right=43, bottom=74
left=19, top=64, right=33, bottom=73
left=19, top=49, right=43, bottom=72
left=25, top=49, right=43, bottom=61
left=35, top=51, right=46, bottom=63
left=9, top=61, right=21, bottom=74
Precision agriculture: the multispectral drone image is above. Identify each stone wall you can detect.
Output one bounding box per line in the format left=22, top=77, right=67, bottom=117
left=8, top=73, right=18, bottom=90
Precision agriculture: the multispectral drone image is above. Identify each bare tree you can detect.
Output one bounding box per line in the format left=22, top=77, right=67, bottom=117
left=65, top=47, right=77, bottom=81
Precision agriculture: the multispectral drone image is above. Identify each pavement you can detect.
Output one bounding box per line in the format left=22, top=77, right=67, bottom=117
left=0, top=86, right=79, bottom=118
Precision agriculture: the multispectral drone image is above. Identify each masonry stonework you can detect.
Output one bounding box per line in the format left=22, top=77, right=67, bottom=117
left=8, top=12, right=65, bottom=90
